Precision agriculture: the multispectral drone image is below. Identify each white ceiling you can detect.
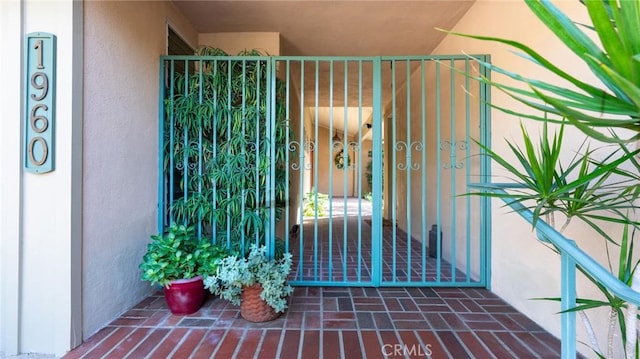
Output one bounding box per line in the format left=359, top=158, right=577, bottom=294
left=172, top=0, right=476, bottom=136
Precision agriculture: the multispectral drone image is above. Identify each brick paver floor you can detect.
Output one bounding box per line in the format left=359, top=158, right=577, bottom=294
left=63, top=286, right=567, bottom=358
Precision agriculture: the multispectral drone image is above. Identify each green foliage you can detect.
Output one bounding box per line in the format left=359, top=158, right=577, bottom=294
left=334, top=149, right=351, bottom=169
left=140, top=223, right=228, bottom=288
left=203, top=244, right=293, bottom=313
left=164, top=47, right=291, bottom=253
left=365, top=149, right=382, bottom=194
left=476, top=120, right=640, bottom=242
left=197, top=240, right=230, bottom=280
left=303, top=188, right=329, bottom=217
left=537, top=224, right=640, bottom=356
left=441, top=0, right=640, bottom=143
left=448, top=0, right=640, bottom=356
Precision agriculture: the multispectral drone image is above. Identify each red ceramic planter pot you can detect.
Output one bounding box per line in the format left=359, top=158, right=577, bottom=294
left=163, top=276, right=206, bottom=315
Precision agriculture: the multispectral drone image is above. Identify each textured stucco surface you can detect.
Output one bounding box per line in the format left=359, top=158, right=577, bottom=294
left=82, top=0, right=197, bottom=340
left=4, top=1, right=625, bottom=357
left=434, top=1, right=622, bottom=356
left=199, top=32, right=280, bottom=56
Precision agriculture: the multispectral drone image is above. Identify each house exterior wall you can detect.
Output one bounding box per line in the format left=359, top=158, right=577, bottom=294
left=1, top=1, right=199, bottom=356
left=315, top=126, right=357, bottom=197
left=82, top=0, right=197, bottom=342
left=199, top=32, right=281, bottom=55
left=281, top=78, right=305, bottom=234
left=435, top=0, right=618, bottom=355
left=0, top=0, right=83, bottom=356
left=0, top=3, right=22, bottom=356
left=2, top=0, right=624, bottom=356
left=387, top=59, right=484, bottom=281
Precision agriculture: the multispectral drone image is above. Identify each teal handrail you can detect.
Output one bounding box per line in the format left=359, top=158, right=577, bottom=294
left=478, top=184, right=640, bottom=358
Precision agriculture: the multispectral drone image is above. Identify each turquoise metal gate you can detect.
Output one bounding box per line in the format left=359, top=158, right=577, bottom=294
left=376, top=56, right=490, bottom=287
left=158, top=54, right=490, bottom=288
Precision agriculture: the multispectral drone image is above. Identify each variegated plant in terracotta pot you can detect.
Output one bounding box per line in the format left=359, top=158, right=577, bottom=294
left=204, top=244, right=293, bottom=322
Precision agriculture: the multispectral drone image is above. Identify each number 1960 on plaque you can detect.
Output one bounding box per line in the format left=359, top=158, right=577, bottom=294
left=24, top=32, right=56, bottom=174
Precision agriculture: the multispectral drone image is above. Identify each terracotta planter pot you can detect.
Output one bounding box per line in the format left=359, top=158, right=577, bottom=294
left=240, top=284, right=281, bottom=322
left=163, top=276, right=206, bottom=315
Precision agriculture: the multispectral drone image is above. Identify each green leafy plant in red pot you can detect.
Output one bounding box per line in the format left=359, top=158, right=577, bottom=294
left=140, top=223, right=227, bottom=315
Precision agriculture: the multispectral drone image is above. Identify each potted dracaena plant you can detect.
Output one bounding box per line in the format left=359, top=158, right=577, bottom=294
left=204, top=244, right=293, bottom=322
left=140, top=223, right=227, bottom=315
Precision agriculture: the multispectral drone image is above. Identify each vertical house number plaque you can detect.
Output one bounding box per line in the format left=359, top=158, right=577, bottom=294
left=24, top=32, right=56, bottom=173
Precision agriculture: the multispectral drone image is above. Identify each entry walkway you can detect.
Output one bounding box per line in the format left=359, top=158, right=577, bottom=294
left=290, top=217, right=468, bottom=284
left=292, top=198, right=474, bottom=285
left=63, top=286, right=567, bottom=358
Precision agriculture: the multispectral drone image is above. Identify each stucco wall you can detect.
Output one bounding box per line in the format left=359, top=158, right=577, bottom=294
left=434, top=1, right=622, bottom=356
left=314, top=127, right=362, bottom=197
left=273, top=69, right=304, bottom=240
left=199, top=32, right=280, bottom=56
left=82, top=0, right=197, bottom=339
left=381, top=58, right=483, bottom=280
left=1, top=0, right=83, bottom=355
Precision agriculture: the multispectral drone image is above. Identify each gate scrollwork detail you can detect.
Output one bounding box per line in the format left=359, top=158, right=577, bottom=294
left=440, top=139, right=467, bottom=170
left=288, top=140, right=315, bottom=171
left=395, top=140, right=423, bottom=171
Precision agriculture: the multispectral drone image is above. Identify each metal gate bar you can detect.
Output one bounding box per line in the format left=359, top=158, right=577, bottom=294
left=383, top=56, right=488, bottom=286
left=378, top=55, right=489, bottom=286
left=158, top=55, right=279, bottom=256
left=278, top=57, right=377, bottom=286
left=158, top=54, right=490, bottom=288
